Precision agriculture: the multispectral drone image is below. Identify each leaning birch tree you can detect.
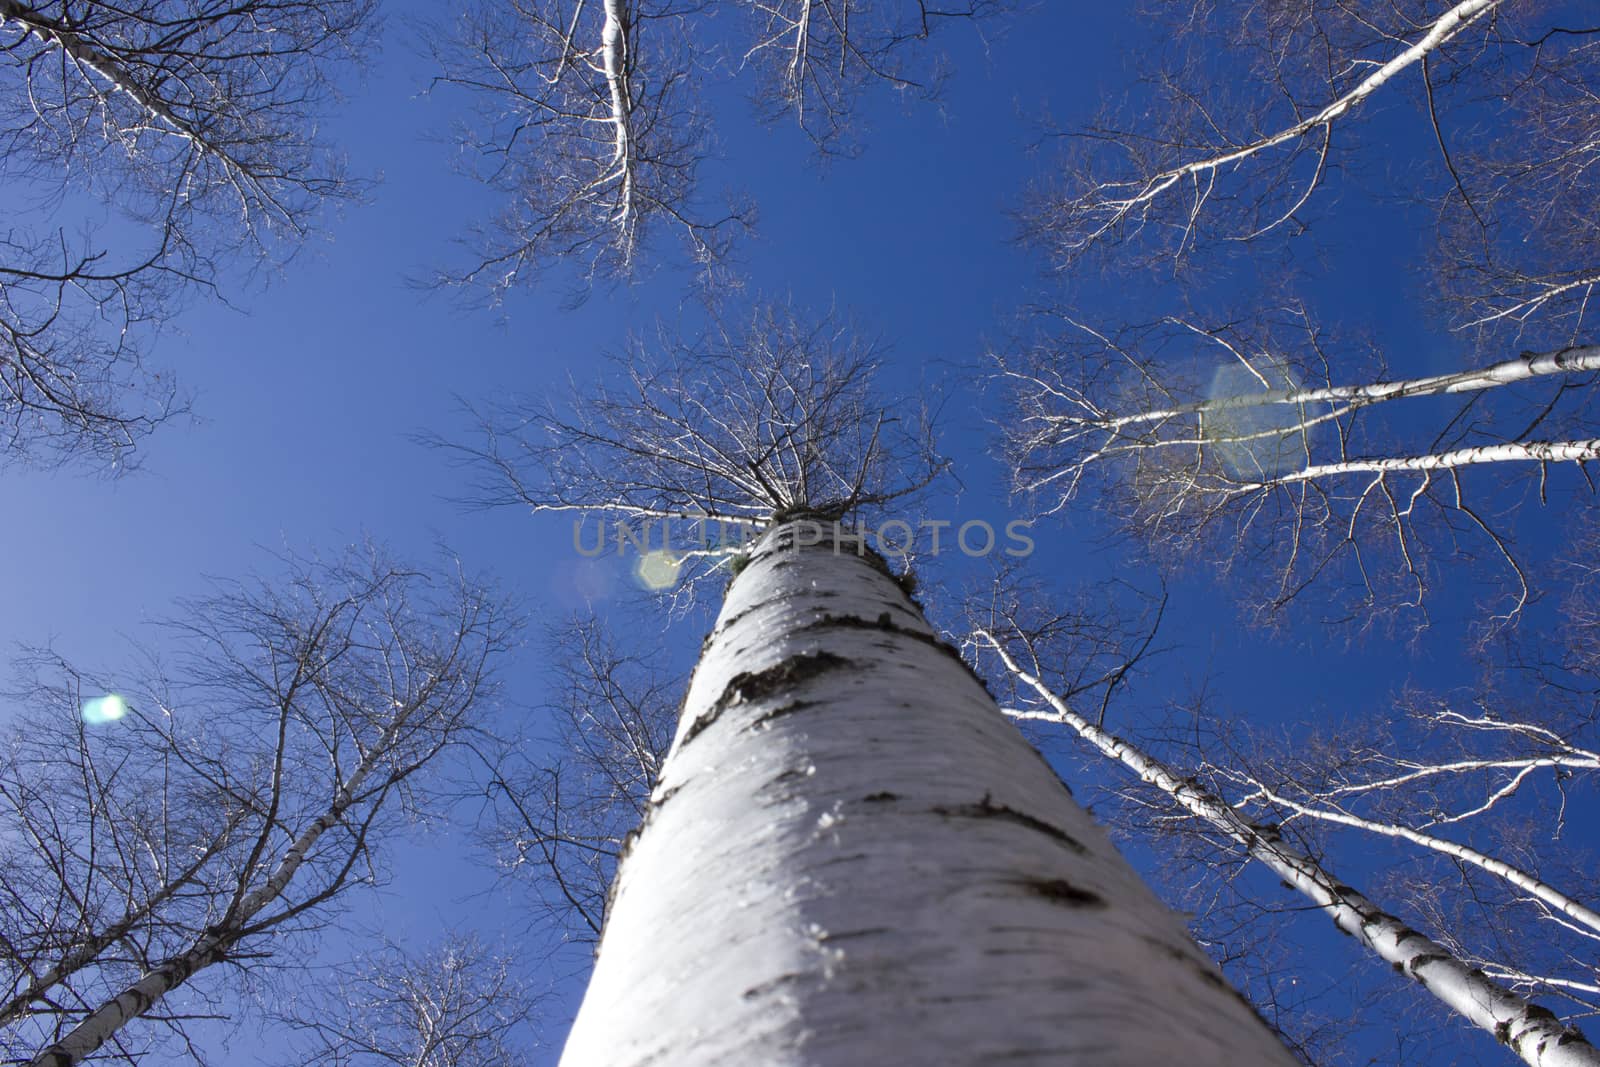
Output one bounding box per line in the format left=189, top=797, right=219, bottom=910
left=451, top=302, right=1299, bottom=1065
left=1, top=547, right=509, bottom=1067
left=1178, top=544, right=1600, bottom=1021
left=970, top=591, right=1600, bottom=1067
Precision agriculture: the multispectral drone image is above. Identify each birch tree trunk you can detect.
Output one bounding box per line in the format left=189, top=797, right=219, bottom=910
left=560, top=518, right=1297, bottom=1066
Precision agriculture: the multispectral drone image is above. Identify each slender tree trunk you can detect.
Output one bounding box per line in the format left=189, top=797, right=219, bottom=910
left=0, top=840, right=227, bottom=1028
left=26, top=940, right=231, bottom=1067
left=1058, top=345, right=1600, bottom=436
left=983, top=639, right=1600, bottom=1067
left=1238, top=781, right=1600, bottom=938
left=1249, top=438, right=1600, bottom=488
left=28, top=721, right=398, bottom=1067
left=600, top=0, right=636, bottom=259
left=560, top=518, right=1297, bottom=1066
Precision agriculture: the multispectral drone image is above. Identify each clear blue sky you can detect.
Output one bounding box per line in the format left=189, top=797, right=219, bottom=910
left=3, top=3, right=1586, bottom=1064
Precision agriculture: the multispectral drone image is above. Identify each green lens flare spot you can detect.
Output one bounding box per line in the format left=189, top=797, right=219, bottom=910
left=82, top=694, right=129, bottom=725
left=634, top=550, right=683, bottom=591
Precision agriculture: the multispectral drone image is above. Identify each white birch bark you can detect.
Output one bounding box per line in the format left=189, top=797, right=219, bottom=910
left=1231, top=780, right=1600, bottom=939
left=1042, top=345, right=1600, bottom=439
left=560, top=519, right=1298, bottom=1066
left=599, top=0, right=637, bottom=264
left=0, top=1, right=202, bottom=140
left=981, top=637, right=1600, bottom=1067
left=1464, top=274, right=1600, bottom=330
left=1238, top=438, right=1600, bottom=490
left=0, top=0, right=298, bottom=223
left=0, top=835, right=233, bottom=1028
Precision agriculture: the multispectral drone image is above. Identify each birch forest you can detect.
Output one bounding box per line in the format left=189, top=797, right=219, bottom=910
left=2, top=1, right=1598, bottom=1065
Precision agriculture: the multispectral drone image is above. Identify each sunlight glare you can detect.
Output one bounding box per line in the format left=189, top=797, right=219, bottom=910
left=82, top=694, right=129, bottom=725
left=1203, top=357, right=1311, bottom=480
left=635, top=550, right=683, bottom=591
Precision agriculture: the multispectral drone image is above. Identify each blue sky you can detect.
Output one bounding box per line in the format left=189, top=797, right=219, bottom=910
left=4, top=2, right=1592, bottom=1064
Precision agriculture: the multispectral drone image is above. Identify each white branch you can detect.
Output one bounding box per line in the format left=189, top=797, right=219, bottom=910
left=1233, top=780, right=1600, bottom=939
left=979, top=632, right=1600, bottom=1067
left=1245, top=438, right=1600, bottom=490
left=1068, top=0, right=1503, bottom=247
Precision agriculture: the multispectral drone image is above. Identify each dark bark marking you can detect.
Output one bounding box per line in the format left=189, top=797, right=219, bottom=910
left=741, top=972, right=804, bottom=1000
left=766, top=767, right=811, bottom=789
left=683, top=650, right=853, bottom=746
left=1401, top=952, right=1450, bottom=980
left=1015, top=877, right=1106, bottom=908
left=931, top=794, right=1087, bottom=854
left=719, top=650, right=852, bottom=708
left=797, top=610, right=917, bottom=636
left=750, top=700, right=819, bottom=729
left=815, top=927, right=890, bottom=943
left=797, top=612, right=995, bottom=694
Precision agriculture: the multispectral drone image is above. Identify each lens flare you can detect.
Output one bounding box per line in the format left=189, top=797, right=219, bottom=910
left=82, top=694, right=129, bottom=725
left=1203, top=357, right=1312, bottom=481
left=634, top=550, right=683, bottom=591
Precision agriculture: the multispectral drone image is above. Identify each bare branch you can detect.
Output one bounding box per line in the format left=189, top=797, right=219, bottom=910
left=1025, top=0, right=1502, bottom=264
left=735, top=0, right=1005, bottom=156
left=274, top=935, right=538, bottom=1067
left=431, top=301, right=946, bottom=548
left=1, top=546, right=512, bottom=1066
left=427, top=0, right=747, bottom=299
left=999, top=308, right=1600, bottom=627
left=0, top=0, right=376, bottom=469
